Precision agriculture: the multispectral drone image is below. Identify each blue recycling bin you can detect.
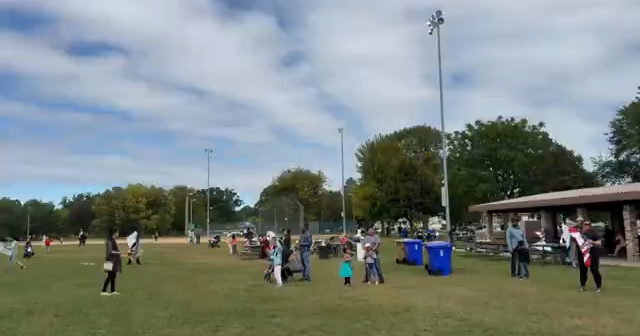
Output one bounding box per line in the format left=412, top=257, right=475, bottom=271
left=403, top=239, right=424, bottom=266
left=425, top=241, right=453, bottom=276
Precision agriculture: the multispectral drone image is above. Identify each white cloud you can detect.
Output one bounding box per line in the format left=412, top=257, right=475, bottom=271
left=0, top=0, right=639, bottom=202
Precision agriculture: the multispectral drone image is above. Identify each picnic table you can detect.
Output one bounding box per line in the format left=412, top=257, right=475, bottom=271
left=239, top=244, right=263, bottom=259
left=472, top=241, right=509, bottom=255
left=529, top=243, right=564, bottom=264
left=328, top=242, right=347, bottom=257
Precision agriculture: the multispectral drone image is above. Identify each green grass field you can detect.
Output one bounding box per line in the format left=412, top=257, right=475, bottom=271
left=2, top=241, right=640, bottom=336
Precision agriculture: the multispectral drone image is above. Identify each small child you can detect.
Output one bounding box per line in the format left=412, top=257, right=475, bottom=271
left=23, top=240, right=35, bottom=259
left=339, top=247, right=354, bottom=285
left=230, top=234, right=238, bottom=255
left=364, top=243, right=378, bottom=285
left=516, top=240, right=530, bottom=280
left=44, top=236, right=52, bottom=253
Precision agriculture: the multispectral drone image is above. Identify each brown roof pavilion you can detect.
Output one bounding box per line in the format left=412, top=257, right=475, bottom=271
left=468, top=183, right=640, bottom=213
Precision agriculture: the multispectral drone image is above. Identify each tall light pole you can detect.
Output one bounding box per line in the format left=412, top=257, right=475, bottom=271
left=190, top=199, right=196, bottom=224
left=26, top=204, right=31, bottom=238
left=204, top=148, right=214, bottom=237
left=427, top=9, right=452, bottom=235
left=184, top=187, right=190, bottom=236
left=338, top=127, right=346, bottom=235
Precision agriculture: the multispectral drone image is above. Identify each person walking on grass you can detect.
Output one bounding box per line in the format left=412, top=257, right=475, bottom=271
left=299, top=223, right=313, bottom=281
left=79, top=230, right=87, bottom=247
left=269, top=236, right=284, bottom=287
left=44, top=236, right=52, bottom=253
left=575, top=221, right=603, bottom=293
left=506, top=217, right=527, bottom=278
left=101, top=228, right=123, bottom=296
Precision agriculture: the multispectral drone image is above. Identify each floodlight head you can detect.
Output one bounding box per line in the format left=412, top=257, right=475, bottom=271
left=428, top=10, right=444, bottom=27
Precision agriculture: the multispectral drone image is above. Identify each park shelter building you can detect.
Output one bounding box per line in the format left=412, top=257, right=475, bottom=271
left=468, top=183, right=640, bottom=263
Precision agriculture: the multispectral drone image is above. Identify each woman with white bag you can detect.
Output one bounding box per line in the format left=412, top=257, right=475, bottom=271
left=101, top=228, right=123, bottom=296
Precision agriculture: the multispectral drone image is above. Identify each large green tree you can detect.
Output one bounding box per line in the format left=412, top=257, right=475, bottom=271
left=58, top=193, right=97, bottom=234
left=93, top=184, right=174, bottom=235
left=594, top=88, right=640, bottom=184
left=448, top=116, right=600, bottom=222
left=256, top=168, right=328, bottom=224
left=354, top=125, right=443, bottom=224
left=0, top=198, right=25, bottom=238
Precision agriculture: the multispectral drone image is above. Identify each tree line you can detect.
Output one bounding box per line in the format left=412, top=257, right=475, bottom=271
left=2, top=87, right=638, bottom=237
left=0, top=185, right=246, bottom=239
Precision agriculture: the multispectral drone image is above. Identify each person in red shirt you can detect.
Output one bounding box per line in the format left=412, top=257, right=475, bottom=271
left=44, top=236, right=52, bottom=253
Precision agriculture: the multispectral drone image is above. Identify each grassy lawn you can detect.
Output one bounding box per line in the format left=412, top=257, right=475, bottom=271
left=2, top=240, right=640, bottom=336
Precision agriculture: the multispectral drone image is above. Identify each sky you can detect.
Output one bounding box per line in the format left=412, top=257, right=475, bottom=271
left=0, top=0, right=639, bottom=206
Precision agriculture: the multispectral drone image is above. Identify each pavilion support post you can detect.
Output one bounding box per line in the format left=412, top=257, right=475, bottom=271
left=622, top=205, right=639, bottom=262
left=576, top=208, right=589, bottom=221
left=610, top=206, right=624, bottom=234
left=540, top=210, right=554, bottom=242
left=486, top=213, right=494, bottom=238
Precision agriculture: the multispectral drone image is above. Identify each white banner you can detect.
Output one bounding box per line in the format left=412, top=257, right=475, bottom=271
left=0, top=242, right=14, bottom=257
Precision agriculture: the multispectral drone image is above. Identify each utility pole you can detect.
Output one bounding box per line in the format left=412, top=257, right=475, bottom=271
left=204, top=148, right=213, bottom=237
left=427, top=10, right=452, bottom=235
left=274, top=208, right=277, bottom=233
left=190, top=199, right=196, bottom=224
left=338, top=127, right=346, bottom=235
left=184, top=188, right=189, bottom=236
left=26, top=204, right=31, bottom=238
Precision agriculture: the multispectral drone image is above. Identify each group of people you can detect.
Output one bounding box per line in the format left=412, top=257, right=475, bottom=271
left=261, top=225, right=385, bottom=287
left=507, top=216, right=603, bottom=292
left=341, top=227, right=384, bottom=285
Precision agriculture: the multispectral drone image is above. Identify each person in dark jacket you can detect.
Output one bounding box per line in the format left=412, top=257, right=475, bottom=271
left=282, top=229, right=292, bottom=263
left=516, top=240, right=530, bottom=279
left=101, top=228, right=123, bottom=296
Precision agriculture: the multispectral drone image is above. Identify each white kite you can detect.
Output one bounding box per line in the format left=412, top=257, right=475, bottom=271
left=1, top=238, right=25, bottom=269
left=126, top=231, right=143, bottom=265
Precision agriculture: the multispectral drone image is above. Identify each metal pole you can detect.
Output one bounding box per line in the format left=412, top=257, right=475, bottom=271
left=205, top=149, right=213, bottom=237
left=26, top=205, right=31, bottom=238
left=351, top=196, right=355, bottom=223
left=339, top=127, right=346, bottom=235
left=436, top=25, right=452, bottom=234
left=274, top=208, right=277, bottom=232
left=184, top=192, right=189, bottom=236
left=190, top=199, right=194, bottom=224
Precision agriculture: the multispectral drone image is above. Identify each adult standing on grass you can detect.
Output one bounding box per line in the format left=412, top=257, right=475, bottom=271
left=362, top=227, right=384, bottom=284
left=269, top=236, right=284, bottom=287
left=299, top=223, right=313, bottom=281
left=576, top=221, right=603, bottom=292
left=101, top=228, right=123, bottom=296
left=79, top=230, right=87, bottom=247
left=506, top=217, right=527, bottom=278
